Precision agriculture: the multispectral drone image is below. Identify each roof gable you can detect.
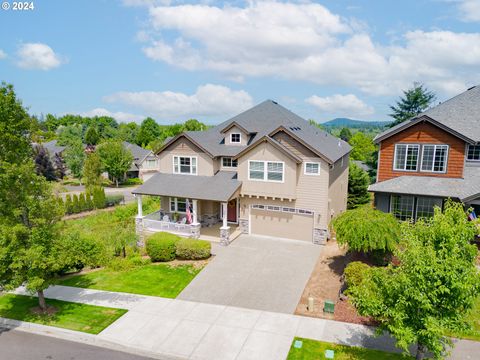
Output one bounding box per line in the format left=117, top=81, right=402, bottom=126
left=233, top=136, right=302, bottom=163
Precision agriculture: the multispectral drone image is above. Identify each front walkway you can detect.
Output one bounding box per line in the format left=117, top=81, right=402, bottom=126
left=12, top=285, right=479, bottom=360
left=178, top=235, right=323, bottom=313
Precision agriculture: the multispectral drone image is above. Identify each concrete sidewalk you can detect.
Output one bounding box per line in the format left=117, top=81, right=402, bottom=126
left=15, top=285, right=402, bottom=360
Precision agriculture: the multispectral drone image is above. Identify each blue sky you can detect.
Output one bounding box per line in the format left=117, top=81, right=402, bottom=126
left=1, top=0, right=479, bottom=124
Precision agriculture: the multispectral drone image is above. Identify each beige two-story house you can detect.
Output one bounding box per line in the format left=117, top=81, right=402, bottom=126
left=133, top=100, right=351, bottom=244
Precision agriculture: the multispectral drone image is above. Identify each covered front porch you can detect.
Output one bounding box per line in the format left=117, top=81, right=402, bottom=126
left=132, top=171, right=242, bottom=245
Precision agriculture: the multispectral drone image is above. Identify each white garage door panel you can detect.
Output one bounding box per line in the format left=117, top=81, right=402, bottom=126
left=251, top=209, right=313, bottom=242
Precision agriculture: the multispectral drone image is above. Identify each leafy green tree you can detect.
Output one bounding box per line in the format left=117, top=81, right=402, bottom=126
left=389, top=83, right=436, bottom=128
left=64, top=141, right=85, bottom=180
left=97, top=141, right=134, bottom=187
left=117, top=122, right=139, bottom=143
left=349, top=132, right=376, bottom=162
left=56, top=124, right=83, bottom=146
left=82, top=152, right=103, bottom=192
left=333, top=206, right=400, bottom=254
left=136, top=117, right=160, bottom=147
left=339, top=127, right=352, bottom=142
left=182, top=119, right=206, bottom=131
left=347, top=162, right=371, bottom=209
left=34, top=145, right=57, bottom=181
left=84, top=125, right=100, bottom=145
left=348, top=201, right=480, bottom=359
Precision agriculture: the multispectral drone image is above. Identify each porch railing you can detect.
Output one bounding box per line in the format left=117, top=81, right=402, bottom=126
left=142, top=210, right=194, bottom=236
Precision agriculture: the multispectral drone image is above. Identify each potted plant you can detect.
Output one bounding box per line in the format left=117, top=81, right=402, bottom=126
left=173, top=212, right=179, bottom=222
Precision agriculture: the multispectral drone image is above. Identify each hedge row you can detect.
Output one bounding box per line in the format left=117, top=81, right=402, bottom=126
left=61, top=187, right=124, bottom=215
left=145, top=232, right=211, bottom=262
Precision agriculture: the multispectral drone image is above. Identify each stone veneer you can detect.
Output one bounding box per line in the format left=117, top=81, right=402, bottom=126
left=239, top=218, right=249, bottom=234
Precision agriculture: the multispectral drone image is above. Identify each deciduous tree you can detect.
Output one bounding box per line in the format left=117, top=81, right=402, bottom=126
left=84, top=125, right=100, bottom=145
left=349, top=132, right=376, bottom=162
left=64, top=141, right=85, bottom=180
left=136, top=117, right=160, bottom=147
left=82, top=152, right=103, bottom=192
left=97, top=141, right=133, bottom=187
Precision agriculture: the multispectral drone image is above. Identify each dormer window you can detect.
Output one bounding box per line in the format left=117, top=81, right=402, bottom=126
left=231, top=133, right=241, bottom=143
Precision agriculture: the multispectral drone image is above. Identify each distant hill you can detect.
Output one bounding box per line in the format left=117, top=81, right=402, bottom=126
left=322, top=118, right=390, bottom=128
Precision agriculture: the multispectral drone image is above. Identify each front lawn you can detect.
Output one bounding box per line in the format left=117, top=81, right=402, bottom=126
left=0, top=294, right=126, bottom=334
left=448, top=296, right=480, bottom=341
left=57, top=263, right=203, bottom=298
left=287, top=338, right=412, bottom=360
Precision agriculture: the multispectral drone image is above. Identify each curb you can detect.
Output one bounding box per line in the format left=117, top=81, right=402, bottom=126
left=0, top=317, right=183, bottom=360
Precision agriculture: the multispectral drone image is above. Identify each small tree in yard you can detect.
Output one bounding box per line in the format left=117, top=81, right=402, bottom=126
left=97, top=141, right=133, bottom=187
left=333, top=206, right=401, bottom=255
left=34, top=145, right=57, bottom=181
left=348, top=201, right=480, bottom=360
left=83, top=152, right=103, bottom=192
left=347, top=162, right=371, bottom=209
left=64, top=140, right=85, bottom=181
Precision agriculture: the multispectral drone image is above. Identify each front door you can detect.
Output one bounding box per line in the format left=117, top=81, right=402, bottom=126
left=227, top=199, right=237, bottom=223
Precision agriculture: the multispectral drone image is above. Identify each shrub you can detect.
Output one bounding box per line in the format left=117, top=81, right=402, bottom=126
left=176, top=238, right=211, bottom=260
left=344, top=261, right=370, bottom=290
left=86, top=193, right=95, bottom=210
left=79, top=193, right=87, bottom=212
left=65, top=194, right=73, bottom=214
left=92, top=186, right=106, bottom=209
left=72, top=194, right=80, bottom=213
left=146, top=232, right=181, bottom=262
left=122, top=178, right=143, bottom=186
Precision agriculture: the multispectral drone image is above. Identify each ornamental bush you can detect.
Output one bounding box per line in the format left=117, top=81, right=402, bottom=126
left=72, top=194, right=80, bottom=214
left=176, top=238, right=211, bottom=260
left=146, top=232, right=181, bottom=262
left=65, top=194, right=73, bottom=214
left=344, top=261, right=370, bottom=290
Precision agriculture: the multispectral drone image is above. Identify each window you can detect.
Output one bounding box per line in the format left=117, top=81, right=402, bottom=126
left=230, top=133, right=241, bottom=143
left=145, top=159, right=157, bottom=169
left=394, top=144, right=419, bottom=171
left=390, top=195, right=414, bottom=221
left=169, top=197, right=188, bottom=213
left=222, top=157, right=238, bottom=168
left=304, top=162, right=320, bottom=175
left=421, top=145, right=448, bottom=173
left=248, top=160, right=284, bottom=182
left=467, top=144, right=480, bottom=161
left=416, top=197, right=441, bottom=219
left=173, top=156, right=197, bottom=175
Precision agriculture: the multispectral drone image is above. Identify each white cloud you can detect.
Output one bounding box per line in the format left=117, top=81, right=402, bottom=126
left=104, top=84, right=253, bottom=120
left=16, top=43, right=63, bottom=70
left=138, top=2, right=480, bottom=96
left=306, top=94, right=374, bottom=118
left=79, top=108, right=145, bottom=123
left=0, top=49, right=6, bottom=59
left=458, top=0, right=480, bottom=22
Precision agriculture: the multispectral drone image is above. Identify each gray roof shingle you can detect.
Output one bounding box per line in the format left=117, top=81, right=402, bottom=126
left=123, top=141, right=152, bottom=172
left=164, top=100, right=351, bottom=163
left=375, top=85, right=480, bottom=143
left=132, top=171, right=241, bottom=202
left=40, top=140, right=66, bottom=156
left=368, top=166, right=480, bottom=202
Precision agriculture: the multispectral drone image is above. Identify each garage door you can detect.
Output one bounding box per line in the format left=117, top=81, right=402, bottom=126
left=251, top=208, right=313, bottom=242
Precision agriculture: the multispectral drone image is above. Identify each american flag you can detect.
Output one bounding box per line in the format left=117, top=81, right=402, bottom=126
left=186, top=199, right=192, bottom=224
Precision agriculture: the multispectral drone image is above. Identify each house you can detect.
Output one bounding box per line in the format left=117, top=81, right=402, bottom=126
left=369, top=85, right=480, bottom=220
left=133, top=100, right=351, bottom=244
left=123, top=142, right=160, bottom=181
left=33, top=139, right=66, bottom=159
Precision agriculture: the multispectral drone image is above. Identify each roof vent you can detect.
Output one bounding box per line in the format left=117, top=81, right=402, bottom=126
left=467, top=85, right=477, bottom=91
left=289, top=126, right=301, bottom=131
left=271, top=100, right=278, bottom=104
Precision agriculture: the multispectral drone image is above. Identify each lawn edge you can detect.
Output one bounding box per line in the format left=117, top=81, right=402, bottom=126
left=0, top=317, right=180, bottom=360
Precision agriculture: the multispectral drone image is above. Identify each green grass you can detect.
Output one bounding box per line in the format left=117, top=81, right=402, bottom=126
left=448, top=296, right=480, bottom=341
left=287, top=338, right=412, bottom=360
left=57, top=264, right=203, bottom=298
left=0, top=293, right=126, bottom=334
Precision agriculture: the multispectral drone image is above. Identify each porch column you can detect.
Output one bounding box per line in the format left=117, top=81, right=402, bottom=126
left=136, top=194, right=143, bottom=218
left=222, top=202, right=228, bottom=228
left=192, top=199, right=198, bottom=224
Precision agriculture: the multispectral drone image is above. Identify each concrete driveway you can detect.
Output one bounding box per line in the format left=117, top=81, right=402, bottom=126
left=177, top=235, right=322, bottom=314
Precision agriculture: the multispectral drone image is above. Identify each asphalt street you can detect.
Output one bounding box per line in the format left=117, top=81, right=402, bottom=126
left=0, top=328, right=160, bottom=360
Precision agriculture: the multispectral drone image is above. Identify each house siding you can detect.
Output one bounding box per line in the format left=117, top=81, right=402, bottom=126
left=224, top=126, right=249, bottom=146
left=158, top=137, right=215, bottom=176
left=328, top=155, right=349, bottom=220
left=377, top=122, right=465, bottom=182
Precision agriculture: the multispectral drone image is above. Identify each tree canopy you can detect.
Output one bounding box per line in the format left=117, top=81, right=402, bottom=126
left=348, top=201, right=480, bottom=359
left=389, top=83, right=436, bottom=128
left=339, top=127, right=352, bottom=142
left=136, top=117, right=161, bottom=147
left=64, top=141, right=85, bottom=180
left=349, top=132, right=376, bottom=162
left=347, top=162, right=370, bottom=209
left=97, top=141, right=134, bottom=187
left=83, top=152, right=103, bottom=191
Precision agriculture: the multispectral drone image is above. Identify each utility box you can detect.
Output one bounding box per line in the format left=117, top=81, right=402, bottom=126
left=325, top=349, right=335, bottom=359
left=323, top=300, right=335, bottom=314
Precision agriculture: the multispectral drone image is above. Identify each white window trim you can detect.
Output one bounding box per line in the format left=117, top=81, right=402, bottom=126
left=144, top=159, right=157, bottom=169
left=304, top=162, right=321, bottom=176
left=248, top=160, right=284, bottom=183
left=169, top=197, right=190, bottom=214
left=420, top=144, right=449, bottom=173
left=393, top=144, right=420, bottom=172
left=230, top=133, right=241, bottom=143
left=172, top=155, right=198, bottom=175
left=389, top=194, right=415, bottom=220
left=222, top=157, right=238, bottom=168
left=467, top=144, right=480, bottom=162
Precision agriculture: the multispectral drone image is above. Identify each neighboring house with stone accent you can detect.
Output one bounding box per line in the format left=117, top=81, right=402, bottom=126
left=133, top=100, right=350, bottom=244
left=369, top=85, right=480, bottom=221
left=123, top=141, right=160, bottom=182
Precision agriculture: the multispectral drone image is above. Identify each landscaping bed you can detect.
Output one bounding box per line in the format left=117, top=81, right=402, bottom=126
left=287, top=338, right=412, bottom=360
left=57, top=262, right=205, bottom=298
left=0, top=293, right=126, bottom=334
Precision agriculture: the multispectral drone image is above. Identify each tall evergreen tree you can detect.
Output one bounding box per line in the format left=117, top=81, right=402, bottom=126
left=34, top=145, right=57, bottom=181
left=82, top=152, right=103, bottom=192
left=339, top=127, right=352, bottom=142
left=84, top=125, right=100, bottom=145
left=389, top=83, right=436, bottom=127
left=347, top=162, right=371, bottom=209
